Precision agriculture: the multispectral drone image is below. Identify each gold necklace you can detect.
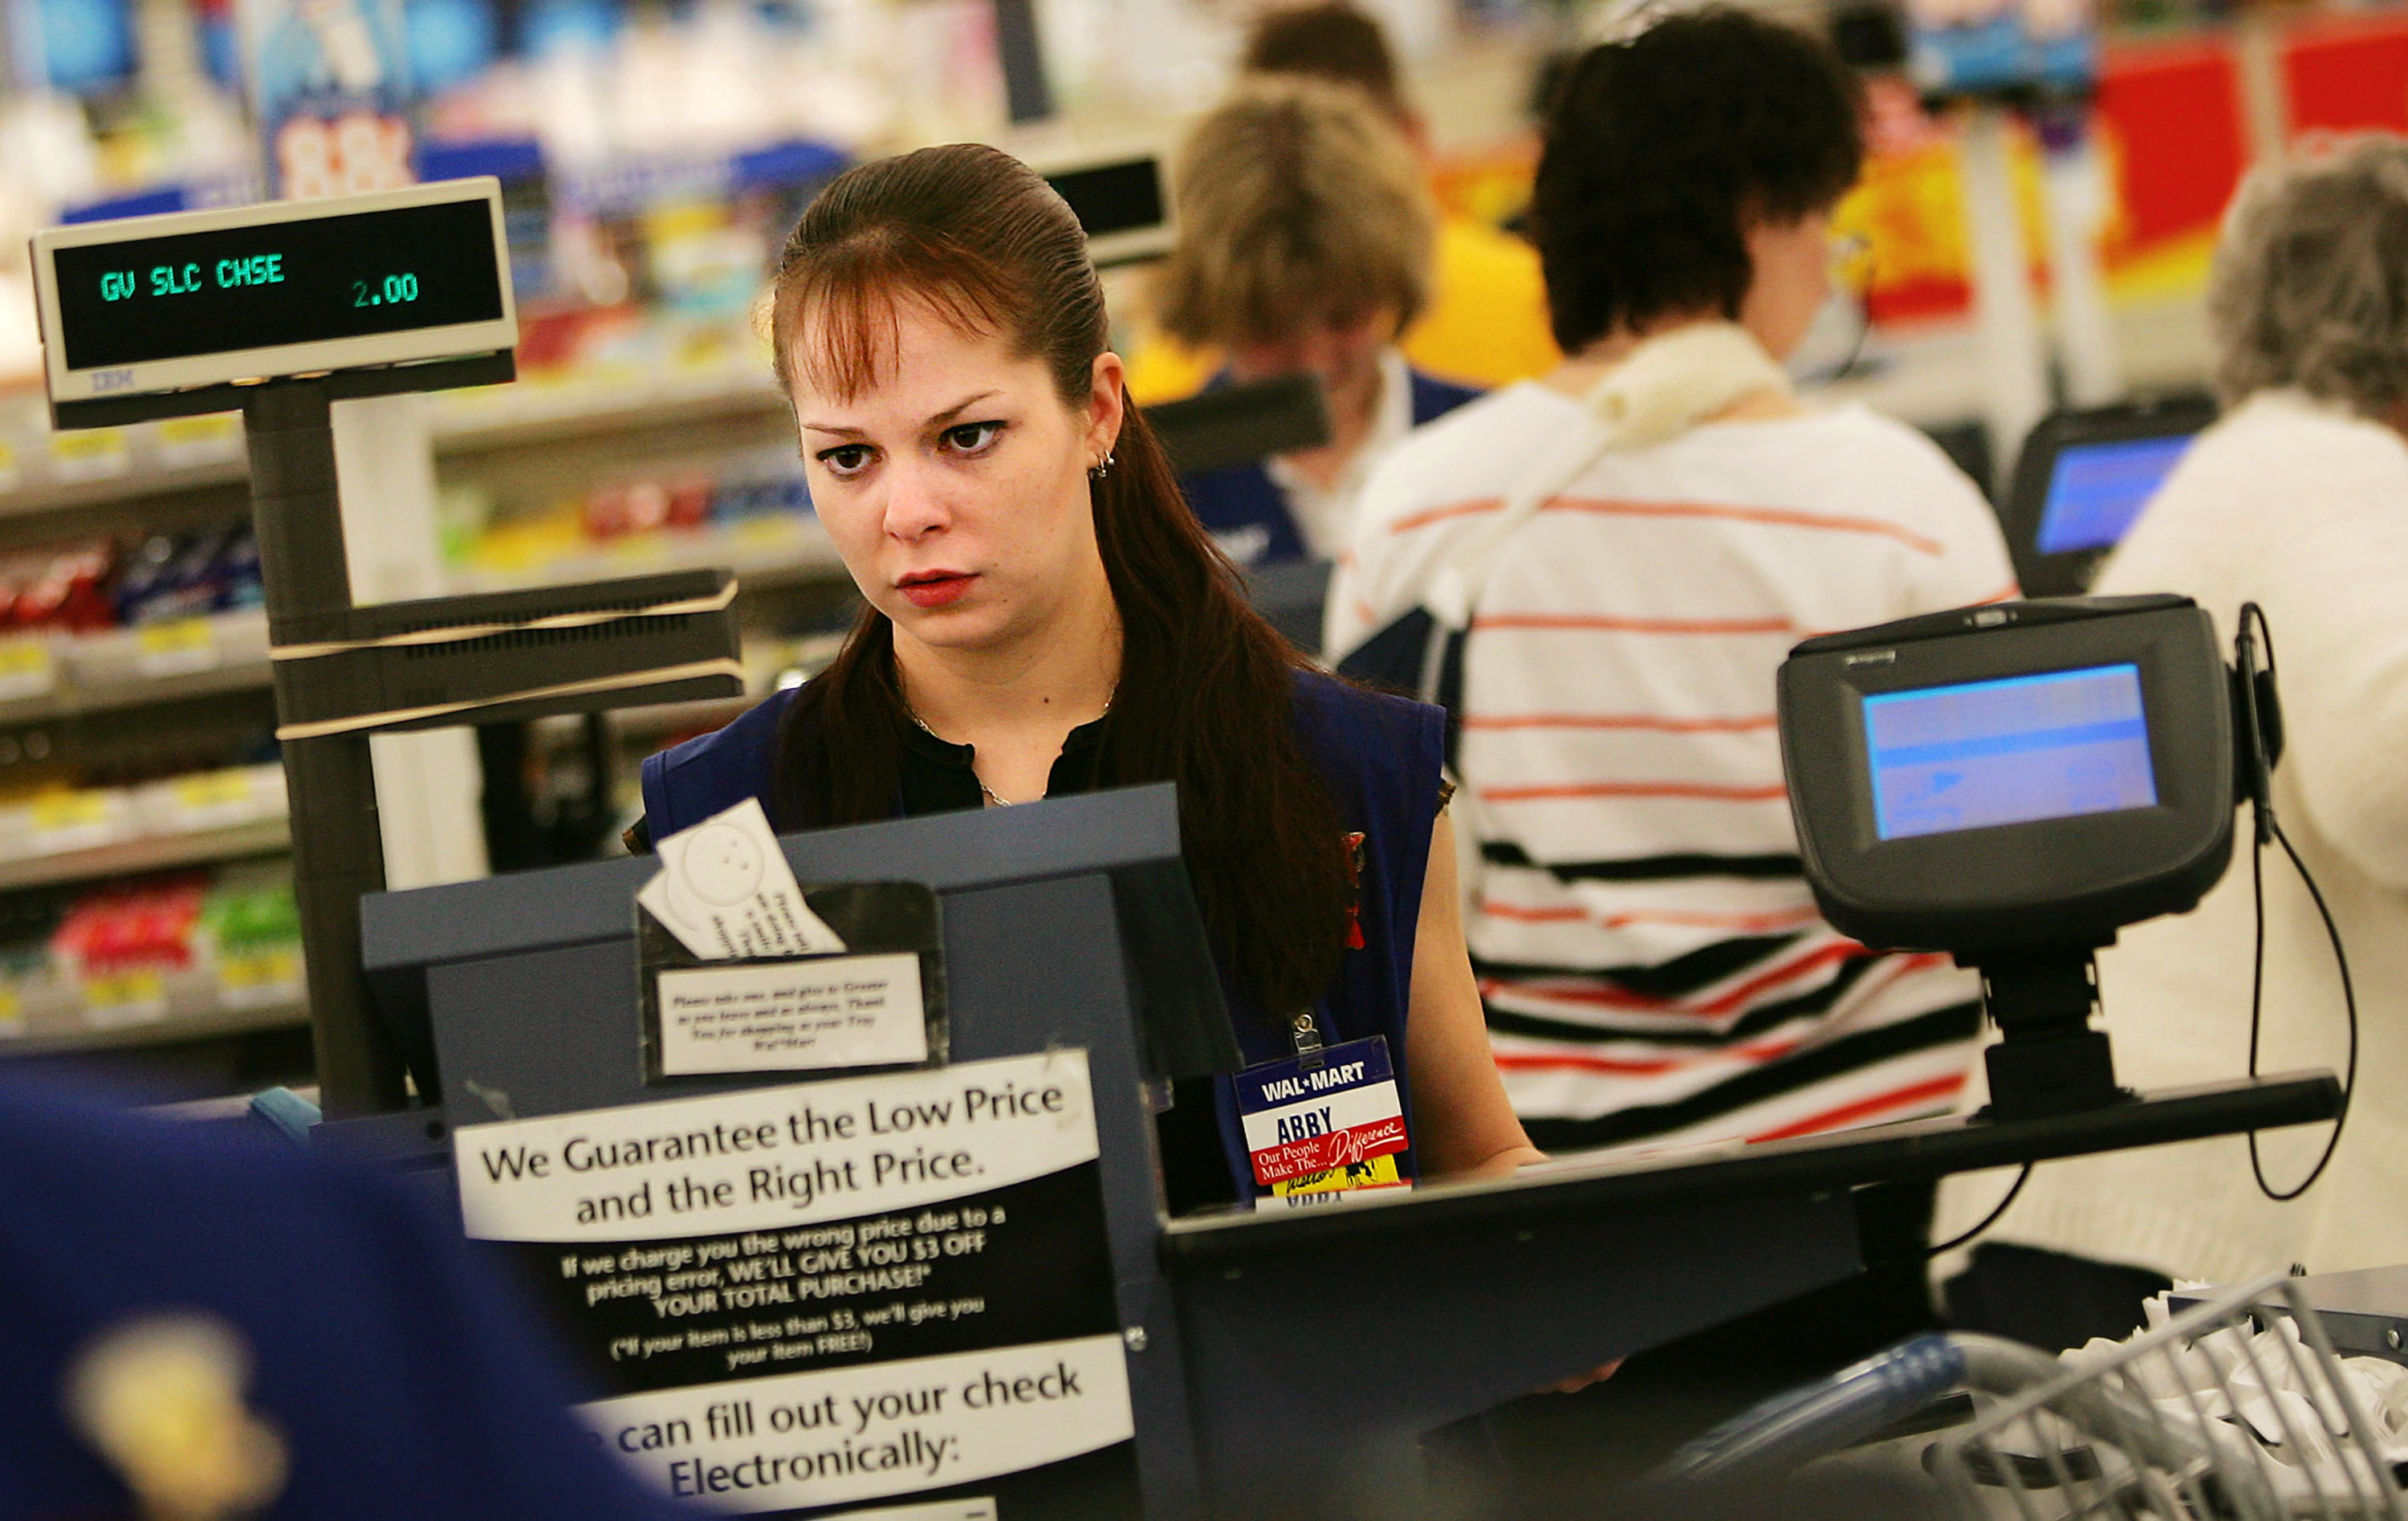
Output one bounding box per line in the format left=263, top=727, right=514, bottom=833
left=899, top=693, right=1114, bottom=809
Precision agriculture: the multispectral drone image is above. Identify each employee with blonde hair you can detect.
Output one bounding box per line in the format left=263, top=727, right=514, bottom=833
left=1242, top=1, right=1560, bottom=390
left=1153, top=76, right=1482, bottom=568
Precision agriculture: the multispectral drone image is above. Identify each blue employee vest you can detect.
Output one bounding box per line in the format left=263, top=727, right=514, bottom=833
left=1179, top=368, right=1483, bottom=566
left=639, top=669, right=1447, bottom=1200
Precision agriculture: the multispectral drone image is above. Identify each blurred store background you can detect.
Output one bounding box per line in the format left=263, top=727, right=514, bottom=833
left=0, top=0, right=2394, bottom=1096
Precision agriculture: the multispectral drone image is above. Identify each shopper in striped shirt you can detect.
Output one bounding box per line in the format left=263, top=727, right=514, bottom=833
left=1328, top=9, right=2017, bottom=1156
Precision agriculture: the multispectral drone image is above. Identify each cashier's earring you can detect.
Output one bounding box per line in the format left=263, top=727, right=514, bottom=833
left=1088, top=451, right=1114, bottom=482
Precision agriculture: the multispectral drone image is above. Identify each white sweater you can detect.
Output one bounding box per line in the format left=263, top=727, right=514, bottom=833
left=1936, top=391, right=2408, bottom=1282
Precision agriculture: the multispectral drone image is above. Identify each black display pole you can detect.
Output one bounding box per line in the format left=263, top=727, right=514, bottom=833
left=47, top=338, right=750, bottom=1120
left=992, top=0, right=1054, bottom=123
left=242, top=379, right=400, bottom=1116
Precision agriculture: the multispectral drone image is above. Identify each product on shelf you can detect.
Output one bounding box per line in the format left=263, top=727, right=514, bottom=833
left=581, top=476, right=716, bottom=539
left=50, top=872, right=208, bottom=1027
left=0, top=864, right=309, bottom=1036
left=0, top=527, right=277, bottom=709
left=5, top=542, right=116, bottom=632
left=711, top=472, right=810, bottom=523
left=57, top=606, right=272, bottom=689
left=199, top=869, right=305, bottom=1011
left=0, top=941, right=56, bottom=1035
left=0, top=787, right=138, bottom=860
left=112, top=523, right=265, bottom=626
left=0, top=525, right=270, bottom=655
left=128, top=763, right=290, bottom=836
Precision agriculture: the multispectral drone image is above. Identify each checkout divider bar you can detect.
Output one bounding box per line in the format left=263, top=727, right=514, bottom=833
left=1163, top=1070, right=2341, bottom=1263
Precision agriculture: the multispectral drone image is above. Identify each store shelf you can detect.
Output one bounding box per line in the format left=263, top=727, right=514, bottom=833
left=0, top=456, right=252, bottom=523
left=430, top=364, right=786, bottom=454
left=0, top=612, right=275, bottom=727
left=445, top=518, right=847, bottom=596
left=35, top=655, right=273, bottom=719
left=0, top=998, right=308, bottom=1057
left=0, top=355, right=783, bottom=526
left=0, top=816, right=291, bottom=893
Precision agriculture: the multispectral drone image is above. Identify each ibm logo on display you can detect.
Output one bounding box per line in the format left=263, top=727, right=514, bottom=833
left=92, top=369, right=136, bottom=393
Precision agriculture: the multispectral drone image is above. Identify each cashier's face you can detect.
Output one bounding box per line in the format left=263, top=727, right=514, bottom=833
left=790, top=298, right=1124, bottom=657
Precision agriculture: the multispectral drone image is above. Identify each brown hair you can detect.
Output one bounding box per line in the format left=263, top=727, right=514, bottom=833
left=1153, top=77, right=1435, bottom=350
left=1243, top=2, right=1410, bottom=125
left=766, top=143, right=1352, bottom=1022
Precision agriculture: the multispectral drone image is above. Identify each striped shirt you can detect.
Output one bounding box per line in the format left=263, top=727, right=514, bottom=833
left=1328, top=382, right=2018, bottom=1153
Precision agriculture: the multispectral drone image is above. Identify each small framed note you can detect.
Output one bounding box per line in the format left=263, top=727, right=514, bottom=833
left=654, top=951, right=925, bottom=1075
left=638, top=879, right=947, bottom=1083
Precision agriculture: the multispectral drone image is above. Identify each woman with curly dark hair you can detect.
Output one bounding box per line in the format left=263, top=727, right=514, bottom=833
left=1332, top=7, right=2015, bottom=1170
left=1325, top=11, right=2015, bottom=1467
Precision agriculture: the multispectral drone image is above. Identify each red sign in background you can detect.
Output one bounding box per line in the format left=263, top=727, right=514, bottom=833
left=2095, top=37, right=2250, bottom=274
left=2285, top=14, right=2408, bottom=138
left=1837, top=14, right=2408, bottom=330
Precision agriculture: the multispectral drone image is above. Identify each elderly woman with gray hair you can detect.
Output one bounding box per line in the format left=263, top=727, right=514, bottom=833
left=1937, top=137, right=2408, bottom=1345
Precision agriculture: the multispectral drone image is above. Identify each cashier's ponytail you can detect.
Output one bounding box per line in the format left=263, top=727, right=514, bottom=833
left=766, top=144, right=1353, bottom=1025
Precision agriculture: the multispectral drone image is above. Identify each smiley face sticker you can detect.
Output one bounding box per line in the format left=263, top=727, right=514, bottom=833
left=675, top=821, right=766, bottom=905
left=638, top=797, right=847, bottom=959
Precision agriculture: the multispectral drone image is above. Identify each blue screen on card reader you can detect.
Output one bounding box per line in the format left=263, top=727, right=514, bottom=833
left=2035, top=434, right=2194, bottom=555
left=1864, top=664, right=2158, bottom=840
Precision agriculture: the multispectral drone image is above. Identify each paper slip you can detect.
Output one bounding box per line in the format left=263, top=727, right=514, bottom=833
left=638, top=798, right=846, bottom=959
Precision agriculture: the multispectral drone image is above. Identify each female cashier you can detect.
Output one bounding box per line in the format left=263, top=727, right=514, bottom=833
left=632, top=142, right=1543, bottom=1208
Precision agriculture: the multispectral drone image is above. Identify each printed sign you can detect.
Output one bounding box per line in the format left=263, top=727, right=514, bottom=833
left=581, top=1336, right=1129, bottom=1511
left=454, top=1051, right=1139, bottom=1515
left=656, top=954, right=927, bottom=1077
left=136, top=617, right=220, bottom=679
left=0, top=638, right=55, bottom=702
left=637, top=880, right=946, bottom=1084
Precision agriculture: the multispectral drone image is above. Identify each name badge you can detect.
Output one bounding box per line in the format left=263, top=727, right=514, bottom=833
left=1234, top=1035, right=1412, bottom=1212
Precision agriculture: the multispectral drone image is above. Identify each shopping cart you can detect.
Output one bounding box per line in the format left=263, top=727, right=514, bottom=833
left=1658, top=1274, right=2406, bottom=1521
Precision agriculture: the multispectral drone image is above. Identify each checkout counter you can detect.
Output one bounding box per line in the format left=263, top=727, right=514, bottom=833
left=333, top=573, right=2343, bottom=1521
left=22, top=182, right=2350, bottom=1520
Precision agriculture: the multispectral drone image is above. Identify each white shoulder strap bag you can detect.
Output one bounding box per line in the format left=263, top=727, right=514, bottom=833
left=1334, top=322, right=1795, bottom=714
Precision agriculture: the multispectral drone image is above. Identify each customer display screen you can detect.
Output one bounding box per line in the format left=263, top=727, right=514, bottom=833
left=2034, top=433, right=2194, bottom=555
left=1864, top=663, right=2158, bottom=840
left=49, top=198, right=506, bottom=372
left=1045, top=157, right=1164, bottom=238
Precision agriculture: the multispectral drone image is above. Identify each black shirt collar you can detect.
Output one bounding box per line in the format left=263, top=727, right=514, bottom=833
left=896, top=708, right=1113, bottom=815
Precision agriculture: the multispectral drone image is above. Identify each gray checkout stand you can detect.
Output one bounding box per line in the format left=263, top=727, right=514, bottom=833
left=329, top=785, right=2336, bottom=1519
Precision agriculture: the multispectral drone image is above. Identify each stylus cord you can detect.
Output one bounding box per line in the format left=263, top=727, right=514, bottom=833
left=1926, top=1164, right=2031, bottom=1257
left=2242, top=603, right=2357, bottom=1202
left=2247, top=814, right=2357, bottom=1200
